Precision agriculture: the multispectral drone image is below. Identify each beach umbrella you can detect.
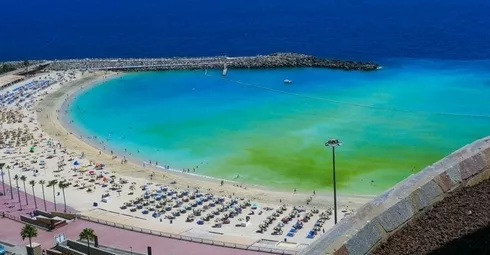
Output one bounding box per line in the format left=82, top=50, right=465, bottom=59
left=74, top=161, right=79, bottom=166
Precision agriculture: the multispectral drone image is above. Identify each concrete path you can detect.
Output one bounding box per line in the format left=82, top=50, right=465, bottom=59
left=0, top=218, right=268, bottom=255
left=0, top=186, right=269, bottom=255
left=0, top=184, right=76, bottom=218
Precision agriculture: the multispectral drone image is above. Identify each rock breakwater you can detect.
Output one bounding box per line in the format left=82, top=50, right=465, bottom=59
left=46, top=53, right=379, bottom=72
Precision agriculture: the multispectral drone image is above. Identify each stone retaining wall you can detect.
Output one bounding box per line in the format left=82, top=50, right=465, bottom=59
left=301, top=136, right=490, bottom=255
left=51, top=211, right=77, bottom=220
left=60, top=240, right=117, bottom=255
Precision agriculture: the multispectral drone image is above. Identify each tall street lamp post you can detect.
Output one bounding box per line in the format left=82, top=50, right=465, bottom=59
left=325, top=138, right=342, bottom=224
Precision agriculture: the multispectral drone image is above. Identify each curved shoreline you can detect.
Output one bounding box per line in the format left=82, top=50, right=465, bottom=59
left=37, top=71, right=374, bottom=209
left=59, top=76, right=245, bottom=186
left=59, top=74, right=273, bottom=188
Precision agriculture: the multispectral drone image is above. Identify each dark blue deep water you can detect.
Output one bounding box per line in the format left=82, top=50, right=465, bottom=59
left=1, top=0, right=489, bottom=61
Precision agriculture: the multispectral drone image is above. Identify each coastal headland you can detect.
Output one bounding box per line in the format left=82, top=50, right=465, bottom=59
left=45, top=53, right=380, bottom=72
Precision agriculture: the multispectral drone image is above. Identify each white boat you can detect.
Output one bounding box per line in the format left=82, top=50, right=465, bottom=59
left=284, top=79, right=292, bottom=84
left=222, top=64, right=228, bottom=76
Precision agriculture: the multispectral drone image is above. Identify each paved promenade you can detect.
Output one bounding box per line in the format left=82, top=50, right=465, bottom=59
left=0, top=186, right=268, bottom=255
left=0, top=184, right=75, bottom=217
left=0, top=218, right=268, bottom=255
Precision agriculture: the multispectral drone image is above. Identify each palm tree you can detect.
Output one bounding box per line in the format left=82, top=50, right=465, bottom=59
left=7, top=166, right=13, bottom=199
left=21, top=224, right=38, bottom=250
left=47, top=180, right=58, bottom=211
left=79, top=228, right=95, bottom=255
left=20, top=175, right=28, bottom=205
left=29, top=180, right=37, bottom=209
left=58, top=181, right=70, bottom=212
left=14, top=175, right=22, bottom=210
left=39, top=180, right=47, bottom=211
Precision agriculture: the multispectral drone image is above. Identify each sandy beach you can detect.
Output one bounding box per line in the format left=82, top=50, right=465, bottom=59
left=41, top=71, right=373, bottom=205
left=1, top=70, right=374, bottom=249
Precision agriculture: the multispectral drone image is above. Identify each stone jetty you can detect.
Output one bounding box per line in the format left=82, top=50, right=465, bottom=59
left=44, top=53, right=379, bottom=72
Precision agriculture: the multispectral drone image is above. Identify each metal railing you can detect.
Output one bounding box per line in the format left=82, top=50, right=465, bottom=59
left=1, top=205, right=300, bottom=253
left=78, top=215, right=300, bottom=255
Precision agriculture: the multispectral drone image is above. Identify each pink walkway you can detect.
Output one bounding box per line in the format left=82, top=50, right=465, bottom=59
left=0, top=185, right=268, bottom=255
left=1, top=184, right=76, bottom=218
left=0, top=218, right=268, bottom=255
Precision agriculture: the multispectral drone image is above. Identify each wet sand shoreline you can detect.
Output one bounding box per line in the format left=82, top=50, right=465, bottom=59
left=38, top=70, right=374, bottom=209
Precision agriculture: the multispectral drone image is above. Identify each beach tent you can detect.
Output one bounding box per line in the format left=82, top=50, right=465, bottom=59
left=74, top=161, right=79, bottom=166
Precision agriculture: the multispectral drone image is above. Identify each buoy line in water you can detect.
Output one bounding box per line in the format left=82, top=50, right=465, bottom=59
left=204, top=73, right=490, bottom=120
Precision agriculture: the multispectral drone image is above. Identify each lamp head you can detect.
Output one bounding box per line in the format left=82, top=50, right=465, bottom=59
left=325, top=138, right=342, bottom=147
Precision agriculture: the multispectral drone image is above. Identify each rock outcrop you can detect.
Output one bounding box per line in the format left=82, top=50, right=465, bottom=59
left=45, top=53, right=379, bottom=72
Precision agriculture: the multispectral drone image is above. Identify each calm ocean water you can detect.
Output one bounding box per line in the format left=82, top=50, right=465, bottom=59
left=4, top=0, right=490, bottom=194
left=70, top=59, right=490, bottom=194
left=1, top=0, right=490, bottom=61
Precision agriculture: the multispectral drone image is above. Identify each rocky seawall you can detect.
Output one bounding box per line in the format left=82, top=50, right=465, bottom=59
left=301, top=136, right=490, bottom=255
left=45, top=53, right=380, bottom=72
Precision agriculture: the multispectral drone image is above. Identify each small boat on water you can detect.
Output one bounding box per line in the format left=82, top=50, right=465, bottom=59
left=222, top=64, right=228, bottom=76
left=284, top=79, right=292, bottom=84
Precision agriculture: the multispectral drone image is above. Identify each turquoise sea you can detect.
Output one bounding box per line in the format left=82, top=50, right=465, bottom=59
left=69, top=58, right=490, bottom=195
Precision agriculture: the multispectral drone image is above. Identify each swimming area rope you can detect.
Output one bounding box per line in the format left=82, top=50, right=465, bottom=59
left=204, top=72, right=490, bottom=120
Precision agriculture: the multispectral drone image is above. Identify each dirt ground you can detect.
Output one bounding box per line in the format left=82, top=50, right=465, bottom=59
left=373, top=178, right=490, bottom=255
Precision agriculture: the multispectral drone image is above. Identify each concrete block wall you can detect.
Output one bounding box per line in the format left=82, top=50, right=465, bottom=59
left=20, top=215, right=50, bottom=229
left=34, top=210, right=53, bottom=218
left=66, top=240, right=118, bottom=255
left=46, top=249, right=63, bottom=255
left=54, top=244, right=85, bottom=255
left=51, top=211, right=77, bottom=220
left=301, top=136, right=490, bottom=255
